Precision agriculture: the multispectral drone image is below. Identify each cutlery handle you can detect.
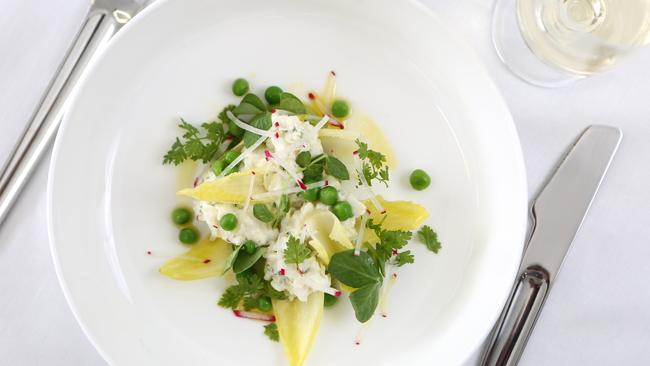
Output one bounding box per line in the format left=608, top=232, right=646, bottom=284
left=0, top=6, right=131, bottom=226
left=481, top=265, right=550, bottom=366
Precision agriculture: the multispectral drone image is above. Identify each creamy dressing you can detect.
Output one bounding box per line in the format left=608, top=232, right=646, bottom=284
left=191, top=112, right=369, bottom=301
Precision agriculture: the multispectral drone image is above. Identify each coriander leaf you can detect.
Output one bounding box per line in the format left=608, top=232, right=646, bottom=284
left=253, top=204, right=275, bottom=223
left=218, top=104, right=236, bottom=124
left=355, top=139, right=389, bottom=187
left=222, top=243, right=242, bottom=275
left=233, top=93, right=266, bottom=116
left=284, top=235, right=312, bottom=265
left=277, top=92, right=306, bottom=114
left=264, top=323, right=279, bottom=342
left=243, top=111, right=272, bottom=147
left=418, top=225, right=442, bottom=253
left=325, top=156, right=350, bottom=180
left=394, top=251, right=414, bottom=266
left=365, top=219, right=414, bottom=275
left=163, top=138, right=187, bottom=165
left=233, top=247, right=267, bottom=274
left=349, top=282, right=381, bottom=323
left=217, top=286, right=244, bottom=309
left=243, top=296, right=259, bottom=310
left=328, top=250, right=381, bottom=288
left=163, top=118, right=226, bottom=165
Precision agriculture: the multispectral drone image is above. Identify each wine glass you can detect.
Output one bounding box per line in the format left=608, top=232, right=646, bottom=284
left=492, top=0, right=650, bottom=87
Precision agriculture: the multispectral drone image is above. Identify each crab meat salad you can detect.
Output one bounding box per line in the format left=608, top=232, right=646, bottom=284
left=159, top=73, right=442, bottom=366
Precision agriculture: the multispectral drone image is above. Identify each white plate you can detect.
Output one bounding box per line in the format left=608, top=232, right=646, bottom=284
left=47, top=0, right=527, bottom=365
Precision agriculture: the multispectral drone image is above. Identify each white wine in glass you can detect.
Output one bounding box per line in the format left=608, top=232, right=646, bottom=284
left=493, top=0, right=650, bottom=86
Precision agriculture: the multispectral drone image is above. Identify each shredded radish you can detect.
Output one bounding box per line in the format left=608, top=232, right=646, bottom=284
left=357, top=162, right=385, bottom=213
left=312, top=95, right=329, bottom=116
left=379, top=272, right=398, bottom=318
left=313, top=115, right=330, bottom=131
left=226, top=111, right=274, bottom=137
left=218, top=135, right=267, bottom=178
left=321, top=287, right=342, bottom=297
left=299, top=224, right=308, bottom=243
left=354, top=319, right=373, bottom=345
left=232, top=310, right=276, bottom=322
left=251, top=180, right=327, bottom=200
left=354, top=213, right=369, bottom=256
left=243, top=172, right=256, bottom=211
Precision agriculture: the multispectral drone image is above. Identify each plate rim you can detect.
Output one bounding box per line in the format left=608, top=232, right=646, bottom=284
left=47, top=0, right=528, bottom=364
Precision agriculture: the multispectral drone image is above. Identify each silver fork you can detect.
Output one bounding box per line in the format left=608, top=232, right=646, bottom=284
left=0, top=0, right=148, bottom=226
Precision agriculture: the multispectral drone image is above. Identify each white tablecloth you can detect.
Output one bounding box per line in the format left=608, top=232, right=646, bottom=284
left=1, top=0, right=649, bottom=365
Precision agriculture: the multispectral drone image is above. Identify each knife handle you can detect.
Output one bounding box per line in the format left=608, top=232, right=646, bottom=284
left=0, top=5, right=132, bottom=226
left=481, top=265, right=550, bottom=366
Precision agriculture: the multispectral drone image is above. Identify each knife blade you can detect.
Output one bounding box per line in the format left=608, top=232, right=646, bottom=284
left=481, top=125, right=622, bottom=366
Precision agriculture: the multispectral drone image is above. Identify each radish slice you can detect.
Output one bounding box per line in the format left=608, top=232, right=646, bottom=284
left=232, top=310, right=276, bottom=322
left=379, top=272, right=397, bottom=318
left=354, top=213, right=369, bottom=256
left=251, top=181, right=328, bottom=200
left=218, top=135, right=267, bottom=178
left=227, top=111, right=273, bottom=137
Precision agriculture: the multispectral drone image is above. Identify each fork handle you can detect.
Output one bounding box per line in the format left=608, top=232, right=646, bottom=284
left=0, top=6, right=132, bottom=226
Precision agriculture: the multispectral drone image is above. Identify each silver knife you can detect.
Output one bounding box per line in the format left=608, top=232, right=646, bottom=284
left=0, top=0, right=148, bottom=226
left=481, top=125, right=622, bottom=366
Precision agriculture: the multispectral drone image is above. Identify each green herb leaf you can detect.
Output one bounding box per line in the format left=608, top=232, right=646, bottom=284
left=233, top=93, right=266, bottom=116
left=418, top=225, right=442, bottom=253
left=302, top=161, right=324, bottom=183
left=325, top=156, right=350, bottom=180
left=272, top=195, right=290, bottom=228
left=253, top=204, right=275, bottom=223
left=277, top=92, right=306, bottom=114
left=222, top=243, right=242, bottom=275
left=264, top=323, right=279, bottom=342
left=283, top=235, right=312, bottom=265
left=233, top=247, right=267, bottom=274
left=218, top=104, right=236, bottom=124
left=394, top=251, right=415, bottom=266
left=365, top=219, right=413, bottom=276
left=163, top=118, right=226, bottom=165
left=328, top=250, right=381, bottom=288
left=243, top=112, right=272, bottom=147
left=217, top=286, right=244, bottom=309
left=349, top=282, right=381, bottom=323
left=355, top=139, right=389, bottom=187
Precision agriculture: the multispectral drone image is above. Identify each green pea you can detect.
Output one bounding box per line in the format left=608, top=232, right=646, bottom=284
left=243, top=240, right=257, bottom=254
left=223, top=150, right=240, bottom=165
left=179, top=227, right=199, bottom=244
left=302, top=187, right=320, bottom=202
left=296, top=151, right=312, bottom=168
left=228, top=120, right=244, bottom=138
left=257, top=296, right=272, bottom=312
left=232, top=78, right=249, bottom=96
left=171, top=207, right=192, bottom=225
left=264, top=86, right=283, bottom=104
left=318, top=186, right=338, bottom=206
left=220, top=213, right=238, bottom=231
left=409, top=169, right=431, bottom=191
left=331, top=201, right=353, bottom=221
left=211, top=160, right=225, bottom=176
left=226, top=164, right=240, bottom=175
left=324, top=293, right=339, bottom=307
left=331, top=100, right=349, bottom=118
